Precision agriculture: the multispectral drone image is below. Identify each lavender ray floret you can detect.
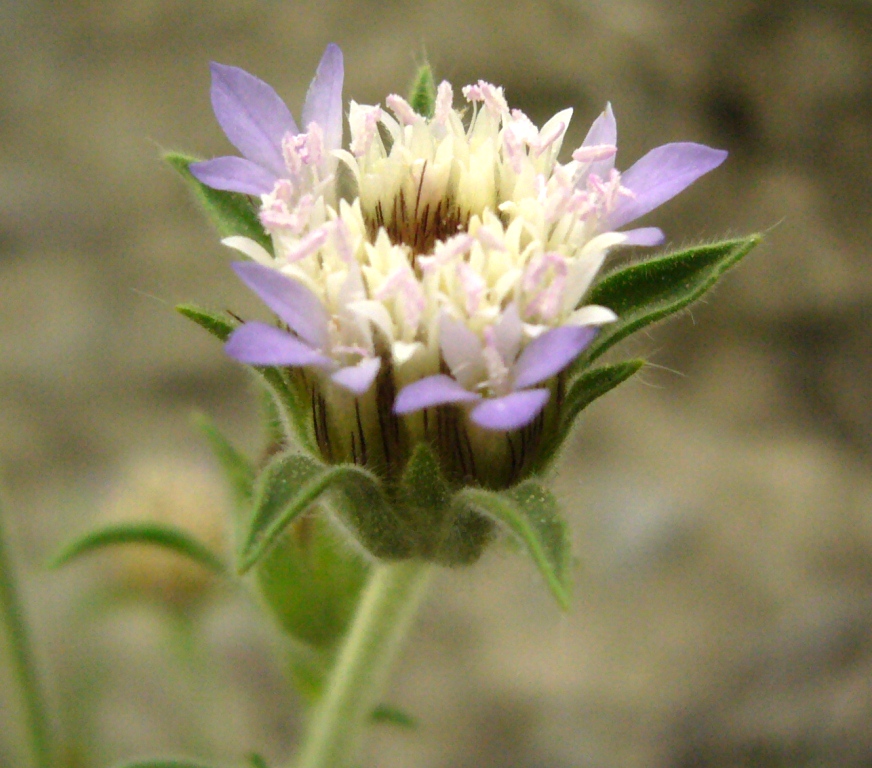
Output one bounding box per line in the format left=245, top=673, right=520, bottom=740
left=189, top=156, right=277, bottom=195
left=301, top=43, right=344, bottom=154
left=580, top=102, right=617, bottom=179
left=470, top=389, right=550, bottom=431
left=393, top=375, right=482, bottom=415
left=210, top=62, right=297, bottom=178
left=512, top=325, right=598, bottom=390
left=330, top=357, right=381, bottom=395
left=231, top=262, right=330, bottom=350
left=225, top=322, right=332, bottom=367
left=607, top=142, right=728, bottom=230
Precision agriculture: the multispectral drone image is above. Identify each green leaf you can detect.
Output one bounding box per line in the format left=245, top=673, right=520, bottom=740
left=408, top=63, right=437, bottom=118
left=576, top=235, right=761, bottom=369
left=165, top=151, right=272, bottom=252
left=176, top=303, right=238, bottom=342
left=260, top=381, right=287, bottom=451
left=456, top=482, right=571, bottom=608
left=52, top=522, right=227, bottom=577
left=563, top=359, right=645, bottom=420
left=194, top=413, right=256, bottom=507
left=176, top=304, right=316, bottom=455
left=392, top=442, right=493, bottom=564
left=329, top=470, right=415, bottom=560
left=371, top=703, right=417, bottom=728
left=529, top=360, right=646, bottom=477
left=256, top=514, right=368, bottom=650
left=247, top=753, right=269, bottom=768
left=240, top=451, right=325, bottom=572
left=239, top=454, right=391, bottom=572
left=400, top=443, right=449, bottom=505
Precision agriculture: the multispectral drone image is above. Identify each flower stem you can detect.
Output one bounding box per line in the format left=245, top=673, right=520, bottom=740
left=0, top=502, right=52, bottom=768
left=293, top=559, right=433, bottom=768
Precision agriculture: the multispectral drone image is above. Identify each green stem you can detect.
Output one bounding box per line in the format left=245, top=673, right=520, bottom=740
left=0, top=502, right=52, bottom=768
left=293, top=559, right=433, bottom=768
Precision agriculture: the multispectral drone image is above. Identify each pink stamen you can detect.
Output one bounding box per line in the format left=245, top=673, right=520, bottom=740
left=434, top=82, right=454, bottom=124
left=386, top=94, right=421, bottom=126
left=572, top=144, right=617, bottom=163
left=461, top=83, right=483, bottom=102
left=531, top=120, right=567, bottom=158
left=476, top=226, right=505, bottom=252
left=333, top=344, right=369, bottom=358
left=259, top=190, right=313, bottom=234
left=457, top=261, right=487, bottom=316
left=462, top=81, right=507, bottom=115
left=417, top=233, right=473, bottom=273
left=300, top=123, right=324, bottom=168
left=285, top=226, right=329, bottom=263
left=589, top=169, right=635, bottom=216
left=374, top=267, right=426, bottom=331
left=332, top=219, right=356, bottom=266
left=282, top=134, right=304, bottom=176
left=523, top=252, right=568, bottom=322
left=350, top=105, right=382, bottom=156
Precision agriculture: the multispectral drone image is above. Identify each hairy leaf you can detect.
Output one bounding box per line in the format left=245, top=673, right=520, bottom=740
left=529, top=360, right=646, bottom=477
left=51, top=522, right=227, bottom=576
left=52, top=522, right=227, bottom=576
left=239, top=454, right=388, bottom=572
left=239, top=451, right=324, bottom=572
left=165, top=151, right=271, bottom=251
left=408, top=63, right=437, bottom=118
left=176, top=304, right=238, bottom=342
left=399, top=442, right=451, bottom=513
left=563, top=359, right=645, bottom=420
left=177, top=304, right=316, bottom=455
left=456, top=482, right=571, bottom=608
left=576, top=235, right=761, bottom=370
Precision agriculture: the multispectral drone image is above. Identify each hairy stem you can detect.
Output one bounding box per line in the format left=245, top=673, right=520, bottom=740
left=293, top=559, right=432, bottom=768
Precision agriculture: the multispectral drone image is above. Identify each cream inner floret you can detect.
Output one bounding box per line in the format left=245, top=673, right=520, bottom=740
left=230, top=81, right=621, bottom=379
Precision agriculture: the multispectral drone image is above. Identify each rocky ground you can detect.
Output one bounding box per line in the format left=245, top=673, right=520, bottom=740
left=2, top=1, right=871, bottom=766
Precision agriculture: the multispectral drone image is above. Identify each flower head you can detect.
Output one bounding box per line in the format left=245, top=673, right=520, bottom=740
left=192, top=45, right=726, bottom=487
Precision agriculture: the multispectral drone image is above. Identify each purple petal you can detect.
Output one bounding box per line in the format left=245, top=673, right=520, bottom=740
left=580, top=102, right=617, bottom=179
left=330, top=357, right=381, bottom=395
left=620, top=226, right=665, bottom=247
left=210, top=62, right=297, bottom=178
left=225, top=322, right=331, bottom=367
left=512, top=325, right=598, bottom=390
left=582, top=103, right=616, bottom=147
left=607, top=143, right=728, bottom=230
left=232, top=262, right=329, bottom=349
left=393, top=375, right=481, bottom=415
left=470, top=389, right=550, bottom=431
left=189, top=156, right=277, bottom=195
left=301, top=44, right=344, bottom=154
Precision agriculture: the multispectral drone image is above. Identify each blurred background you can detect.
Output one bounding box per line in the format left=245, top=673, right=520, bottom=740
left=1, top=0, right=871, bottom=766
